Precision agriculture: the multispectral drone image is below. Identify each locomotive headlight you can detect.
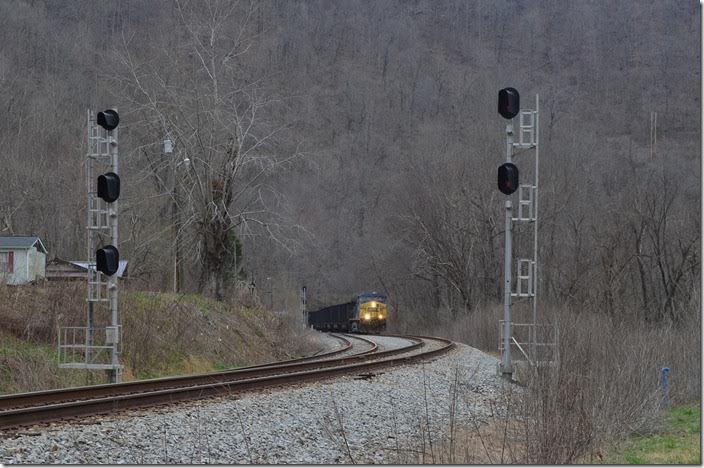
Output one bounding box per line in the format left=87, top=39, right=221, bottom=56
left=364, top=313, right=371, bottom=321
left=378, top=314, right=383, bottom=320
left=371, top=301, right=377, bottom=308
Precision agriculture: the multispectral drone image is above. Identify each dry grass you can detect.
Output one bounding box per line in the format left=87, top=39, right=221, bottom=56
left=396, top=301, right=700, bottom=464
left=393, top=303, right=500, bottom=352
left=384, top=365, right=526, bottom=464
left=415, top=418, right=526, bottom=464
left=0, top=282, right=320, bottom=393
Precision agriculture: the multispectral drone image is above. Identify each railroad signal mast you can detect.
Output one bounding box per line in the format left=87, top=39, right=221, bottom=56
left=301, top=285, right=308, bottom=326
left=58, top=109, right=123, bottom=383
left=497, top=89, right=557, bottom=379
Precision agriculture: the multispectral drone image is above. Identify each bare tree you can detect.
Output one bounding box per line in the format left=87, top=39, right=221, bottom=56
left=397, top=149, right=501, bottom=315
left=626, top=169, right=699, bottom=322
left=113, top=0, right=302, bottom=299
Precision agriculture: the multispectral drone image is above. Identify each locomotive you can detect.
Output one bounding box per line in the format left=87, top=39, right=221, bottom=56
left=307, top=292, right=387, bottom=334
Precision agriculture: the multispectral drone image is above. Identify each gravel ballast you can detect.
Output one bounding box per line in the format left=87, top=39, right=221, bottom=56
left=0, top=340, right=510, bottom=464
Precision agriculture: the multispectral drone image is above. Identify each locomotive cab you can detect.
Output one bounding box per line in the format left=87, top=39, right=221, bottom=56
left=351, top=292, right=387, bottom=334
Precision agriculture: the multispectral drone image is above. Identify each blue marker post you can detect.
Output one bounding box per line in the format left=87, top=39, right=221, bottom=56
left=660, top=367, right=671, bottom=409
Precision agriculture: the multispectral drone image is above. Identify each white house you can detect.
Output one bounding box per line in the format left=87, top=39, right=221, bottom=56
left=0, top=236, right=48, bottom=285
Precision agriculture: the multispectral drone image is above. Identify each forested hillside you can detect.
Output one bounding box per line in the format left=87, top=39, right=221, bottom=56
left=0, top=0, right=699, bottom=325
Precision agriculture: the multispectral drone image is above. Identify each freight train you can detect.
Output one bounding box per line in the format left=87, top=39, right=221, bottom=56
left=307, top=292, right=387, bottom=334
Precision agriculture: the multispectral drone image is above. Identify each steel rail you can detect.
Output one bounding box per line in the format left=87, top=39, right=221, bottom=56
left=238, top=332, right=356, bottom=368
left=0, top=334, right=411, bottom=416
left=338, top=333, right=379, bottom=354
left=0, top=333, right=354, bottom=410
left=0, top=335, right=449, bottom=430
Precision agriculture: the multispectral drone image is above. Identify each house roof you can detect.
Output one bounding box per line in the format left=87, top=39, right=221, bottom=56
left=0, top=236, right=47, bottom=254
left=68, top=260, right=129, bottom=278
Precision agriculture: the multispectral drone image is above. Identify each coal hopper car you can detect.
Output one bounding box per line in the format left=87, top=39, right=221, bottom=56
left=308, top=292, right=387, bottom=334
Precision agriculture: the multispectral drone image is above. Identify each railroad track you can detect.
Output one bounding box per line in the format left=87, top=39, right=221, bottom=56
left=0, top=334, right=453, bottom=430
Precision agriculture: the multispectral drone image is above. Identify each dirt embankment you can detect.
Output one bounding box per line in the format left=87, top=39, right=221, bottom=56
left=0, top=283, right=319, bottom=393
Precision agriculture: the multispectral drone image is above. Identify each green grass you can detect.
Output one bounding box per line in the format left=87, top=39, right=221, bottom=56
left=605, top=404, right=700, bottom=464
left=0, top=334, right=106, bottom=392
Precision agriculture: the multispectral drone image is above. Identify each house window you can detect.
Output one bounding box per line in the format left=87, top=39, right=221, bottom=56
left=0, top=252, right=14, bottom=274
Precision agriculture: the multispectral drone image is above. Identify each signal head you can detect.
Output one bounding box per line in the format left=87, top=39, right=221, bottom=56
left=498, top=162, right=519, bottom=195
left=498, top=88, right=520, bottom=119
left=97, top=172, right=120, bottom=203
left=96, top=245, right=120, bottom=276
left=97, top=109, right=120, bottom=131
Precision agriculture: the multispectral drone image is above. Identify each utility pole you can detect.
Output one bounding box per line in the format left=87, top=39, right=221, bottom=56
left=164, top=135, right=189, bottom=293
left=650, top=111, right=657, bottom=159
left=164, top=135, right=179, bottom=293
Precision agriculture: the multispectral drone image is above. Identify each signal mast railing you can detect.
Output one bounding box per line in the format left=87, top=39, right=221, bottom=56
left=58, top=326, right=122, bottom=370
left=499, top=321, right=559, bottom=367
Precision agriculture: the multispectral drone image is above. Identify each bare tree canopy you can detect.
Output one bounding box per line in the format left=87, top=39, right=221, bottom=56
left=0, top=0, right=697, bottom=322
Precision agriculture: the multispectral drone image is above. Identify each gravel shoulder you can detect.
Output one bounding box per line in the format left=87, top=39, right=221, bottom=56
left=1, top=342, right=511, bottom=464
left=308, top=332, right=344, bottom=355
left=363, top=334, right=417, bottom=353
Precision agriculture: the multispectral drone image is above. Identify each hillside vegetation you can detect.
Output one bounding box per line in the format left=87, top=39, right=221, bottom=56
left=0, top=283, right=318, bottom=393
left=0, top=0, right=697, bottom=320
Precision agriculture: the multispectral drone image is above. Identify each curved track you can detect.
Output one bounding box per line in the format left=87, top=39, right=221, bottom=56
left=0, top=334, right=453, bottom=430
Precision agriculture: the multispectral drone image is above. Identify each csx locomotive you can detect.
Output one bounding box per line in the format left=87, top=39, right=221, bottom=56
left=308, top=292, right=388, bottom=334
